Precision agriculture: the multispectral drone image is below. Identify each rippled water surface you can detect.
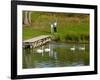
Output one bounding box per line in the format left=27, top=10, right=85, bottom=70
left=23, top=42, right=89, bottom=69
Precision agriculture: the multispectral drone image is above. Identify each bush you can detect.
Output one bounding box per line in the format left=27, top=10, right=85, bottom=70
left=80, top=33, right=89, bottom=41
left=64, top=33, right=89, bottom=42
left=64, top=33, right=79, bottom=42
left=52, top=33, right=60, bottom=41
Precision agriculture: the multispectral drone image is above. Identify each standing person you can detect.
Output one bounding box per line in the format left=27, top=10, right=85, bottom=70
left=50, top=24, right=54, bottom=33
left=54, top=22, right=57, bottom=32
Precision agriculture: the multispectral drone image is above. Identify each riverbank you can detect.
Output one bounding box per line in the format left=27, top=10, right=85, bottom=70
left=23, top=12, right=89, bottom=43
left=51, top=33, right=89, bottom=43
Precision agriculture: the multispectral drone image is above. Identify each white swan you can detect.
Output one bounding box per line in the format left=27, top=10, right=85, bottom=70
left=44, top=48, right=50, bottom=52
left=36, top=49, right=44, bottom=53
left=70, top=46, right=75, bottom=51
left=79, top=46, right=85, bottom=50
left=36, top=46, right=44, bottom=53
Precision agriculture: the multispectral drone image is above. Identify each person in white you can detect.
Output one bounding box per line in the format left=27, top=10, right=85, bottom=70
left=50, top=24, right=54, bottom=33
left=54, top=22, right=57, bottom=32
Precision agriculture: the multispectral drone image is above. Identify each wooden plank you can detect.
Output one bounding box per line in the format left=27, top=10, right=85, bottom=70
left=23, top=35, right=51, bottom=43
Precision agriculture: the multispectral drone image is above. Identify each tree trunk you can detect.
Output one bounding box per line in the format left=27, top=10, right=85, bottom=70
left=28, top=11, right=32, bottom=24
left=23, top=11, right=32, bottom=25
left=23, top=11, right=29, bottom=25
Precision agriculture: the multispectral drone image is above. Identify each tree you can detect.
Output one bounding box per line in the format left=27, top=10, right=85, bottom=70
left=23, top=11, right=32, bottom=25
left=28, top=11, right=32, bottom=24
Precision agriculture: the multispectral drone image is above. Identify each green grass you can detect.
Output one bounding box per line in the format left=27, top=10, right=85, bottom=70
left=52, top=22, right=89, bottom=43
left=23, top=12, right=89, bottom=43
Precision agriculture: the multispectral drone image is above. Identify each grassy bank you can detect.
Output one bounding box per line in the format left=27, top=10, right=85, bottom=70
left=23, top=12, right=89, bottom=43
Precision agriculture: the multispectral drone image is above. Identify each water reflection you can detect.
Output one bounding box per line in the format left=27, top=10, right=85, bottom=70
left=23, top=42, right=89, bottom=69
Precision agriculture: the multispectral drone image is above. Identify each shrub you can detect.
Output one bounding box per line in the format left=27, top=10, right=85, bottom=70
left=64, top=33, right=79, bottom=42
left=52, top=33, right=60, bottom=41
left=64, top=33, right=89, bottom=42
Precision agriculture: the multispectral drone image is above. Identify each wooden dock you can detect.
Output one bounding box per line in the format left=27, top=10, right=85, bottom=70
left=23, top=35, right=52, bottom=48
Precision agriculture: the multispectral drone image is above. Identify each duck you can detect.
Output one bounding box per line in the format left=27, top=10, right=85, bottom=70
left=70, top=46, right=75, bottom=51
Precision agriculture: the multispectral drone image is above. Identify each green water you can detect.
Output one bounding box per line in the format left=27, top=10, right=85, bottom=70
left=23, top=42, right=89, bottom=69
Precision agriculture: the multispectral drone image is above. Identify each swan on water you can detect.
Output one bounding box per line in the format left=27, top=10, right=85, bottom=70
left=36, top=46, right=44, bottom=53
left=44, top=44, right=51, bottom=52
left=36, top=49, right=44, bottom=53
left=79, top=46, right=85, bottom=50
left=70, top=46, right=75, bottom=51
left=44, top=48, right=50, bottom=52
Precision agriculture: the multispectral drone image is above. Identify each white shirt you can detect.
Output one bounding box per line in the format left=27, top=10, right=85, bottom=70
left=51, top=24, right=53, bottom=28
left=54, top=22, right=57, bottom=26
